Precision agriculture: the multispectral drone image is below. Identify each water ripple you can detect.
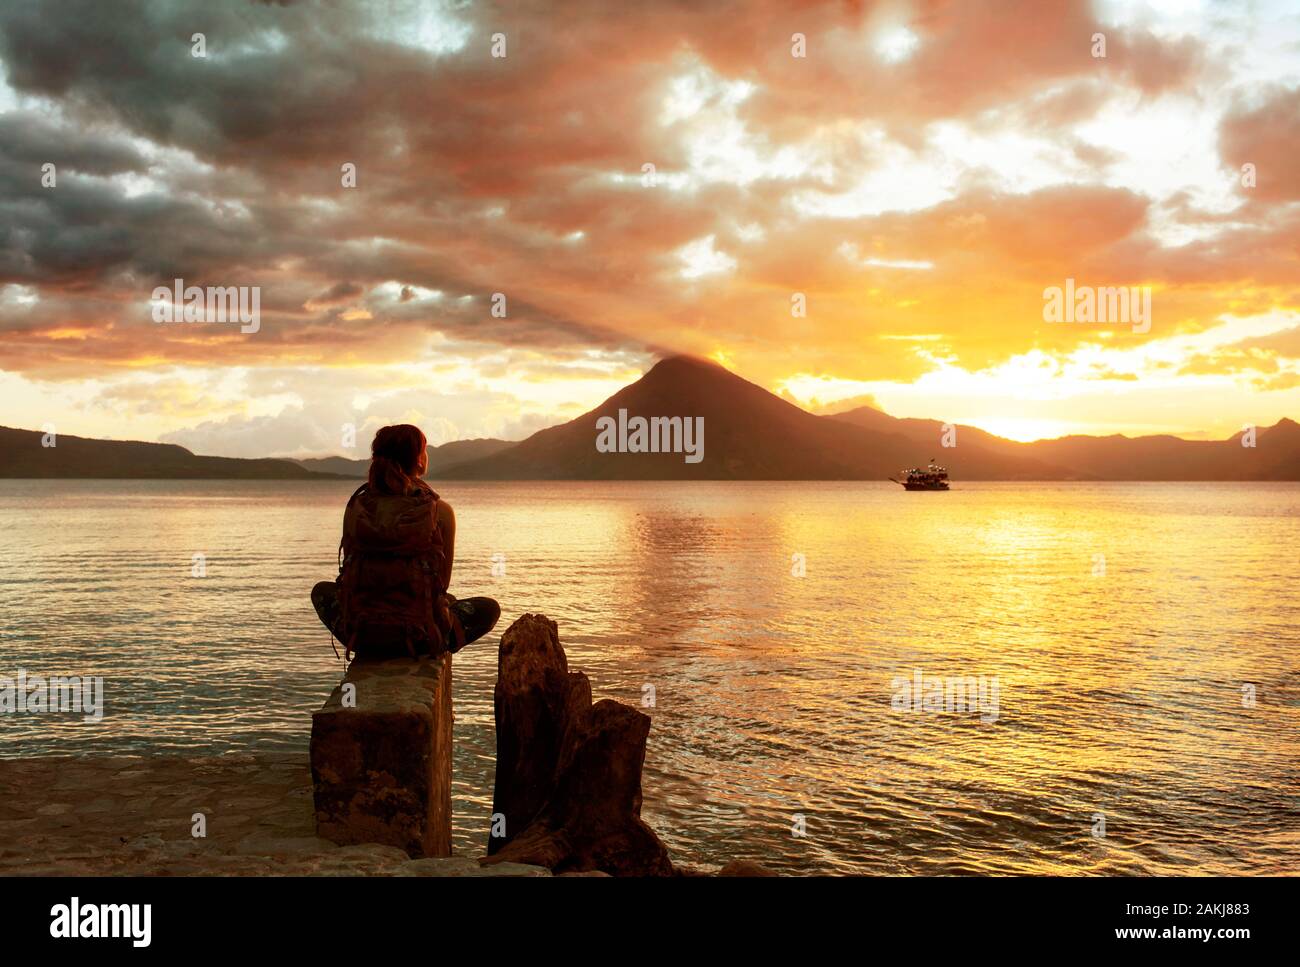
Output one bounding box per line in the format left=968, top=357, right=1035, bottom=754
left=0, top=479, right=1296, bottom=874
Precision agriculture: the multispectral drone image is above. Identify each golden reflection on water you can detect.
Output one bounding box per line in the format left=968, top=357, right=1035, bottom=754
left=0, top=480, right=1296, bottom=874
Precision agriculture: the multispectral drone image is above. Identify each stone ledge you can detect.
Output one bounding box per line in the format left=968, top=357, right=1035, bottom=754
left=310, top=653, right=452, bottom=858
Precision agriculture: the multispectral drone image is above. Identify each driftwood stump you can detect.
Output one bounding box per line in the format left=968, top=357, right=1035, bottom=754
left=482, top=614, right=673, bottom=876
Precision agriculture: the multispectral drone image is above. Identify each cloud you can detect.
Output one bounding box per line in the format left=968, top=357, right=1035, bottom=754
left=0, top=0, right=1294, bottom=446
left=303, top=281, right=364, bottom=310
left=807, top=392, right=883, bottom=415
left=1219, top=86, right=1300, bottom=202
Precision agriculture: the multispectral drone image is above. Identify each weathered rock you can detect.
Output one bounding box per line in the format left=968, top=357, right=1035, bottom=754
left=310, top=654, right=452, bottom=858
left=397, top=856, right=551, bottom=877
left=232, top=834, right=337, bottom=856
left=716, top=859, right=779, bottom=877
left=122, top=833, right=164, bottom=852
left=669, top=863, right=712, bottom=877
left=483, top=614, right=673, bottom=876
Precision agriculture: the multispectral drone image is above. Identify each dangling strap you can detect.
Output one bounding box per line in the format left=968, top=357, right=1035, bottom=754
left=449, top=608, right=466, bottom=653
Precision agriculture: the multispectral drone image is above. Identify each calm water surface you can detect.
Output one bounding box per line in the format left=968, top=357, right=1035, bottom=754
left=1, top=480, right=1297, bottom=874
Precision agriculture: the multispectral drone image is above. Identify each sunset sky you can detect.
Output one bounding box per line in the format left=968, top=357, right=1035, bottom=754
left=1, top=0, right=1298, bottom=457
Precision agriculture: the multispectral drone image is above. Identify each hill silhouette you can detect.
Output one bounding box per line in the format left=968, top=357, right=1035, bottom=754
left=0, top=427, right=346, bottom=479
left=830, top=405, right=1300, bottom=480
left=442, top=356, right=1071, bottom=480
left=4, top=357, right=1296, bottom=480
left=292, top=439, right=512, bottom=478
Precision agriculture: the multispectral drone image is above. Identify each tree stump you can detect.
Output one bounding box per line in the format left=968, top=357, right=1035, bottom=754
left=483, top=614, right=673, bottom=876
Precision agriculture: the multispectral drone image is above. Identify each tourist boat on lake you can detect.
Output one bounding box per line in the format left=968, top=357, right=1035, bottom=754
left=890, top=461, right=950, bottom=491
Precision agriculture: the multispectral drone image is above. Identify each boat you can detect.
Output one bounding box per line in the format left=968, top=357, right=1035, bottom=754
left=889, top=460, right=950, bottom=491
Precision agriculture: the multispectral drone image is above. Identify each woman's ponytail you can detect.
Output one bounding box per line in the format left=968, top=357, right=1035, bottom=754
left=367, top=424, right=427, bottom=494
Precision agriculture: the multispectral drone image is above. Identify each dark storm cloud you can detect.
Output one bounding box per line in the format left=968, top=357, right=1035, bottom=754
left=0, top=111, right=146, bottom=175
left=0, top=0, right=649, bottom=371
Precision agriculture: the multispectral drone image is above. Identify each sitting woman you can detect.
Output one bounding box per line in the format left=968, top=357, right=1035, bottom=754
left=311, top=424, right=500, bottom=660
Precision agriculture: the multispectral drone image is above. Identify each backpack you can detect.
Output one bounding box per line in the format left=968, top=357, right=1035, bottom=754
left=335, top=482, right=459, bottom=661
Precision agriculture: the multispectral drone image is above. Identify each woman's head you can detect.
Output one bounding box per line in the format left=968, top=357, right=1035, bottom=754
left=368, top=424, right=428, bottom=494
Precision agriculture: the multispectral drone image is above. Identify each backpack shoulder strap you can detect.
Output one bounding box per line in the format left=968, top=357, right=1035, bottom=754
left=338, top=483, right=369, bottom=571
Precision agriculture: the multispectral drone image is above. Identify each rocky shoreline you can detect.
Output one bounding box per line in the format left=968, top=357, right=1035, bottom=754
left=0, top=751, right=563, bottom=877
left=0, top=752, right=773, bottom=876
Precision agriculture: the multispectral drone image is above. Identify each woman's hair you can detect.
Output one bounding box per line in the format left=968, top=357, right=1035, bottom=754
left=368, top=424, right=427, bottom=494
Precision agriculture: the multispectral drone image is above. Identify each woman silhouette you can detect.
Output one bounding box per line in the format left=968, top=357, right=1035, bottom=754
left=311, top=424, right=500, bottom=659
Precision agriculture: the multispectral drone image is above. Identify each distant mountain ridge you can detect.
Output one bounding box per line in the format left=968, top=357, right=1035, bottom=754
left=442, top=356, right=1299, bottom=481
left=0, top=427, right=347, bottom=480
left=290, top=438, right=512, bottom=479
left=441, top=356, right=1070, bottom=480
left=3, top=356, right=1297, bottom=480
left=830, top=405, right=1300, bottom=481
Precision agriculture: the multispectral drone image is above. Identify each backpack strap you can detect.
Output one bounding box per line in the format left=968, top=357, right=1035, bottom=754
left=434, top=492, right=452, bottom=566
left=338, top=483, right=369, bottom=571
left=449, top=605, right=466, bottom=652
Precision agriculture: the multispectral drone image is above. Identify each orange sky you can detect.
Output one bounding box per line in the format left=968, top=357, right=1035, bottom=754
left=1, top=0, right=1298, bottom=456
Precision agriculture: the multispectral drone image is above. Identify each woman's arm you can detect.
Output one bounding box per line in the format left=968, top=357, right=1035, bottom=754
left=436, top=499, right=456, bottom=591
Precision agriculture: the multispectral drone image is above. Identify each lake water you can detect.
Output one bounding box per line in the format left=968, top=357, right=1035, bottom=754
left=1, top=479, right=1297, bottom=874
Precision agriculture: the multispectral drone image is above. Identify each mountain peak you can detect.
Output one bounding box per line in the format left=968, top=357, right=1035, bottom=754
left=645, top=354, right=729, bottom=377
left=628, top=355, right=753, bottom=400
